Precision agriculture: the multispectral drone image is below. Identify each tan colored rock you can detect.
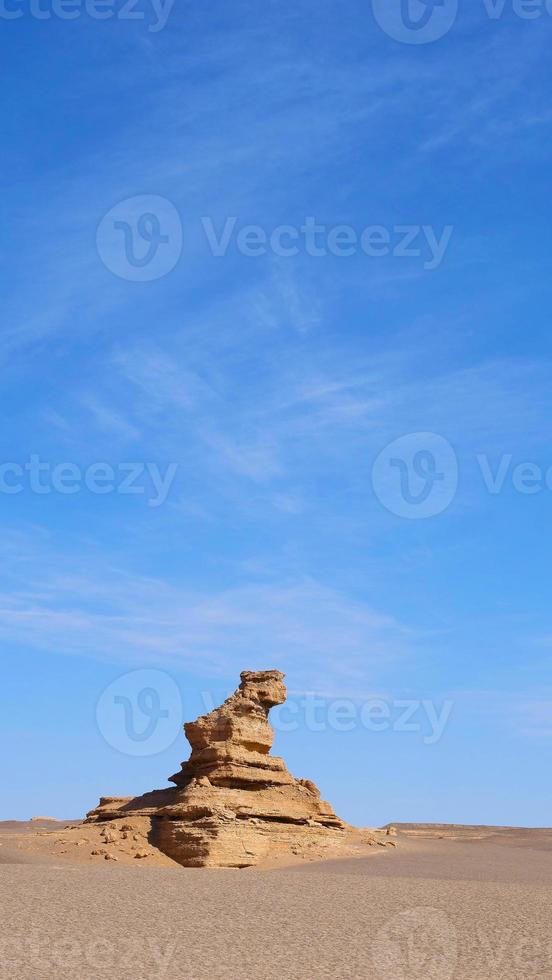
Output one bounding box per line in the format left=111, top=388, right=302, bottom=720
left=86, top=670, right=391, bottom=868
left=100, top=829, right=118, bottom=843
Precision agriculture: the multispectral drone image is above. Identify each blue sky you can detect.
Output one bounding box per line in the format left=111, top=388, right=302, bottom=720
left=1, top=0, right=551, bottom=826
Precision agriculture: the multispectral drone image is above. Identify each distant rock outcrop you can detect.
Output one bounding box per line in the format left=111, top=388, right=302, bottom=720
left=87, top=669, right=390, bottom=867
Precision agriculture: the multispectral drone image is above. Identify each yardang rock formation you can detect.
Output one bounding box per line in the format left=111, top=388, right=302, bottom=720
left=87, top=669, right=392, bottom=867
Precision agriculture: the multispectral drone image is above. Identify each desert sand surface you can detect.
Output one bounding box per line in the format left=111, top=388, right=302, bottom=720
left=1, top=823, right=551, bottom=979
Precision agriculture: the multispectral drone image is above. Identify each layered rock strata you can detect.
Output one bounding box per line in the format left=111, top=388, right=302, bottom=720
left=87, top=669, right=387, bottom=867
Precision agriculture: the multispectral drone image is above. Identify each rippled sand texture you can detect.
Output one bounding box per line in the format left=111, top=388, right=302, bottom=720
left=1, top=824, right=551, bottom=979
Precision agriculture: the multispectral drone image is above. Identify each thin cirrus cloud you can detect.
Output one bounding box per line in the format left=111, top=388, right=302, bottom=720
left=0, top=536, right=410, bottom=689
left=5, top=16, right=548, bottom=364
left=102, top=337, right=552, bottom=472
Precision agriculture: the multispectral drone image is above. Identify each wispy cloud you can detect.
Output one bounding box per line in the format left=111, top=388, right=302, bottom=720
left=80, top=396, right=140, bottom=442
left=0, top=534, right=410, bottom=692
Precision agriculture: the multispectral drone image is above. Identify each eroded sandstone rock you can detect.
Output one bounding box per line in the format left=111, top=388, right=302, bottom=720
left=86, top=670, right=388, bottom=867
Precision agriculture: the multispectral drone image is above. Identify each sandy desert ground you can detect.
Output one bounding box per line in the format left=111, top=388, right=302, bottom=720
left=1, top=821, right=551, bottom=979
